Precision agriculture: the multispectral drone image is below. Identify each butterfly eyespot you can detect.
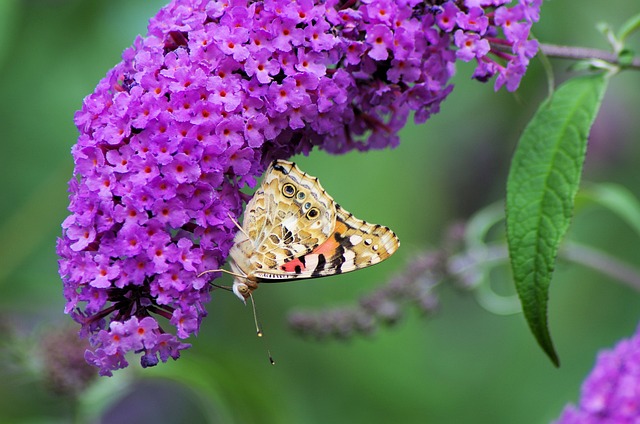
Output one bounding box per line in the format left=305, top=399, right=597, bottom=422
left=282, top=183, right=296, bottom=198
left=302, top=201, right=312, bottom=211
left=297, top=191, right=306, bottom=201
left=306, top=207, right=320, bottom=219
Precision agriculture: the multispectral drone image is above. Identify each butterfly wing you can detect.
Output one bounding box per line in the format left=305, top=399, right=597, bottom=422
left=236, top=160, right=337, bottom=277
left=255, top=204, right=400, bottom=280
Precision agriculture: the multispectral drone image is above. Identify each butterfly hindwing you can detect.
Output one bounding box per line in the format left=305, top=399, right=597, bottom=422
left=267, top=204, right=399, bottom=279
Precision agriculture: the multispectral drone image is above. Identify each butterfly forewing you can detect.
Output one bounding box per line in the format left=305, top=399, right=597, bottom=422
left=231, top=160, right=337, bottom=278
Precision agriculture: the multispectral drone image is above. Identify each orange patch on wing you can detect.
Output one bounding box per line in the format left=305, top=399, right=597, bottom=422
left=281, top=257, right=305, bottom=273
left=311, top=220, right=347, bottom=255
left=280, top=221, right=346, bottom=273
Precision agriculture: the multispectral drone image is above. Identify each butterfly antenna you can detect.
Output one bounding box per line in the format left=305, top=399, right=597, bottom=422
left=248, top=293, right=276, bottom=365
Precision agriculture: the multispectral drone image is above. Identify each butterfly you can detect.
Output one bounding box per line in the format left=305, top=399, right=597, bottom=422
left=202, top=159, right=400, bottom=304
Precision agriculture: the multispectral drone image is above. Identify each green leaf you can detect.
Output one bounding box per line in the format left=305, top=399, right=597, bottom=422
left=617, top=13, right=640, bottom=43
left=506, top=74, right=608, bottom=366
left=596, top=22, right=621, bottom=53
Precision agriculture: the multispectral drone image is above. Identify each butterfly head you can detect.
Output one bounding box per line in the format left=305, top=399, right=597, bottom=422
left=232, top=280, right=258, bottom=304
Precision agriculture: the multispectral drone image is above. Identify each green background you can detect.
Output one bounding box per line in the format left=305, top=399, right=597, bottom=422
left=1, top=0, right=639, bottom=423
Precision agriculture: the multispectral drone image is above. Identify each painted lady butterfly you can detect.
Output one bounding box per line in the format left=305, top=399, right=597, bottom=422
left=203, top=160, right=400, bottom=304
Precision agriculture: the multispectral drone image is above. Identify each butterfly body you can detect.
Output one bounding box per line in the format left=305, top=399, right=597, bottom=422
left=224, top=160, right=400, bottom=302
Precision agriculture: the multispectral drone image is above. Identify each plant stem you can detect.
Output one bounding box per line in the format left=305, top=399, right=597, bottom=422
left=561, top=241, right=640, bottom=292
left=539, top=42, right=640, bottom=70
left=452, top=241, right=640, bottom=293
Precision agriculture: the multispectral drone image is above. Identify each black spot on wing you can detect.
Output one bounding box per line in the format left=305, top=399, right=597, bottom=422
left=282, top=226, right=294, bottom=244
left=312, top=253, right=327, bottom=277
left=327, top=231, right=348, bottom=274
left=272, top=161, right=290, bottom=174
left=330, top=250, right=345, bottom=274
left=333, top=230, right=354, bottom=249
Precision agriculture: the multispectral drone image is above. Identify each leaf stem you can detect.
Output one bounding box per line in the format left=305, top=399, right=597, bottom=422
left=539, top=42, right=640, bottom=70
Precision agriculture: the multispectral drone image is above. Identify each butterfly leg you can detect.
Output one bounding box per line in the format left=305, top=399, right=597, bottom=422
left=210, top=282, right=232, bottom=292
left=198, top=268, right=246, bottom=280
left=227, top=213, right=251, bottom=240
left=198, top=268, right=248, bottom=295
left=198, top=268, right=257, bottom=305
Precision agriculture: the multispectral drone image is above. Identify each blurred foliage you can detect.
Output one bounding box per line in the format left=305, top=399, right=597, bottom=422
left=0, top=0, right=639, bottom=423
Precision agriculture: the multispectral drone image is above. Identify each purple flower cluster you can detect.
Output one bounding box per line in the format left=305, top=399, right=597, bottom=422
left=554, top=326, right=640, bottom=423
left=438, top=0, right=540, bottom=91
left=57, top=0, right=540, bottom=375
